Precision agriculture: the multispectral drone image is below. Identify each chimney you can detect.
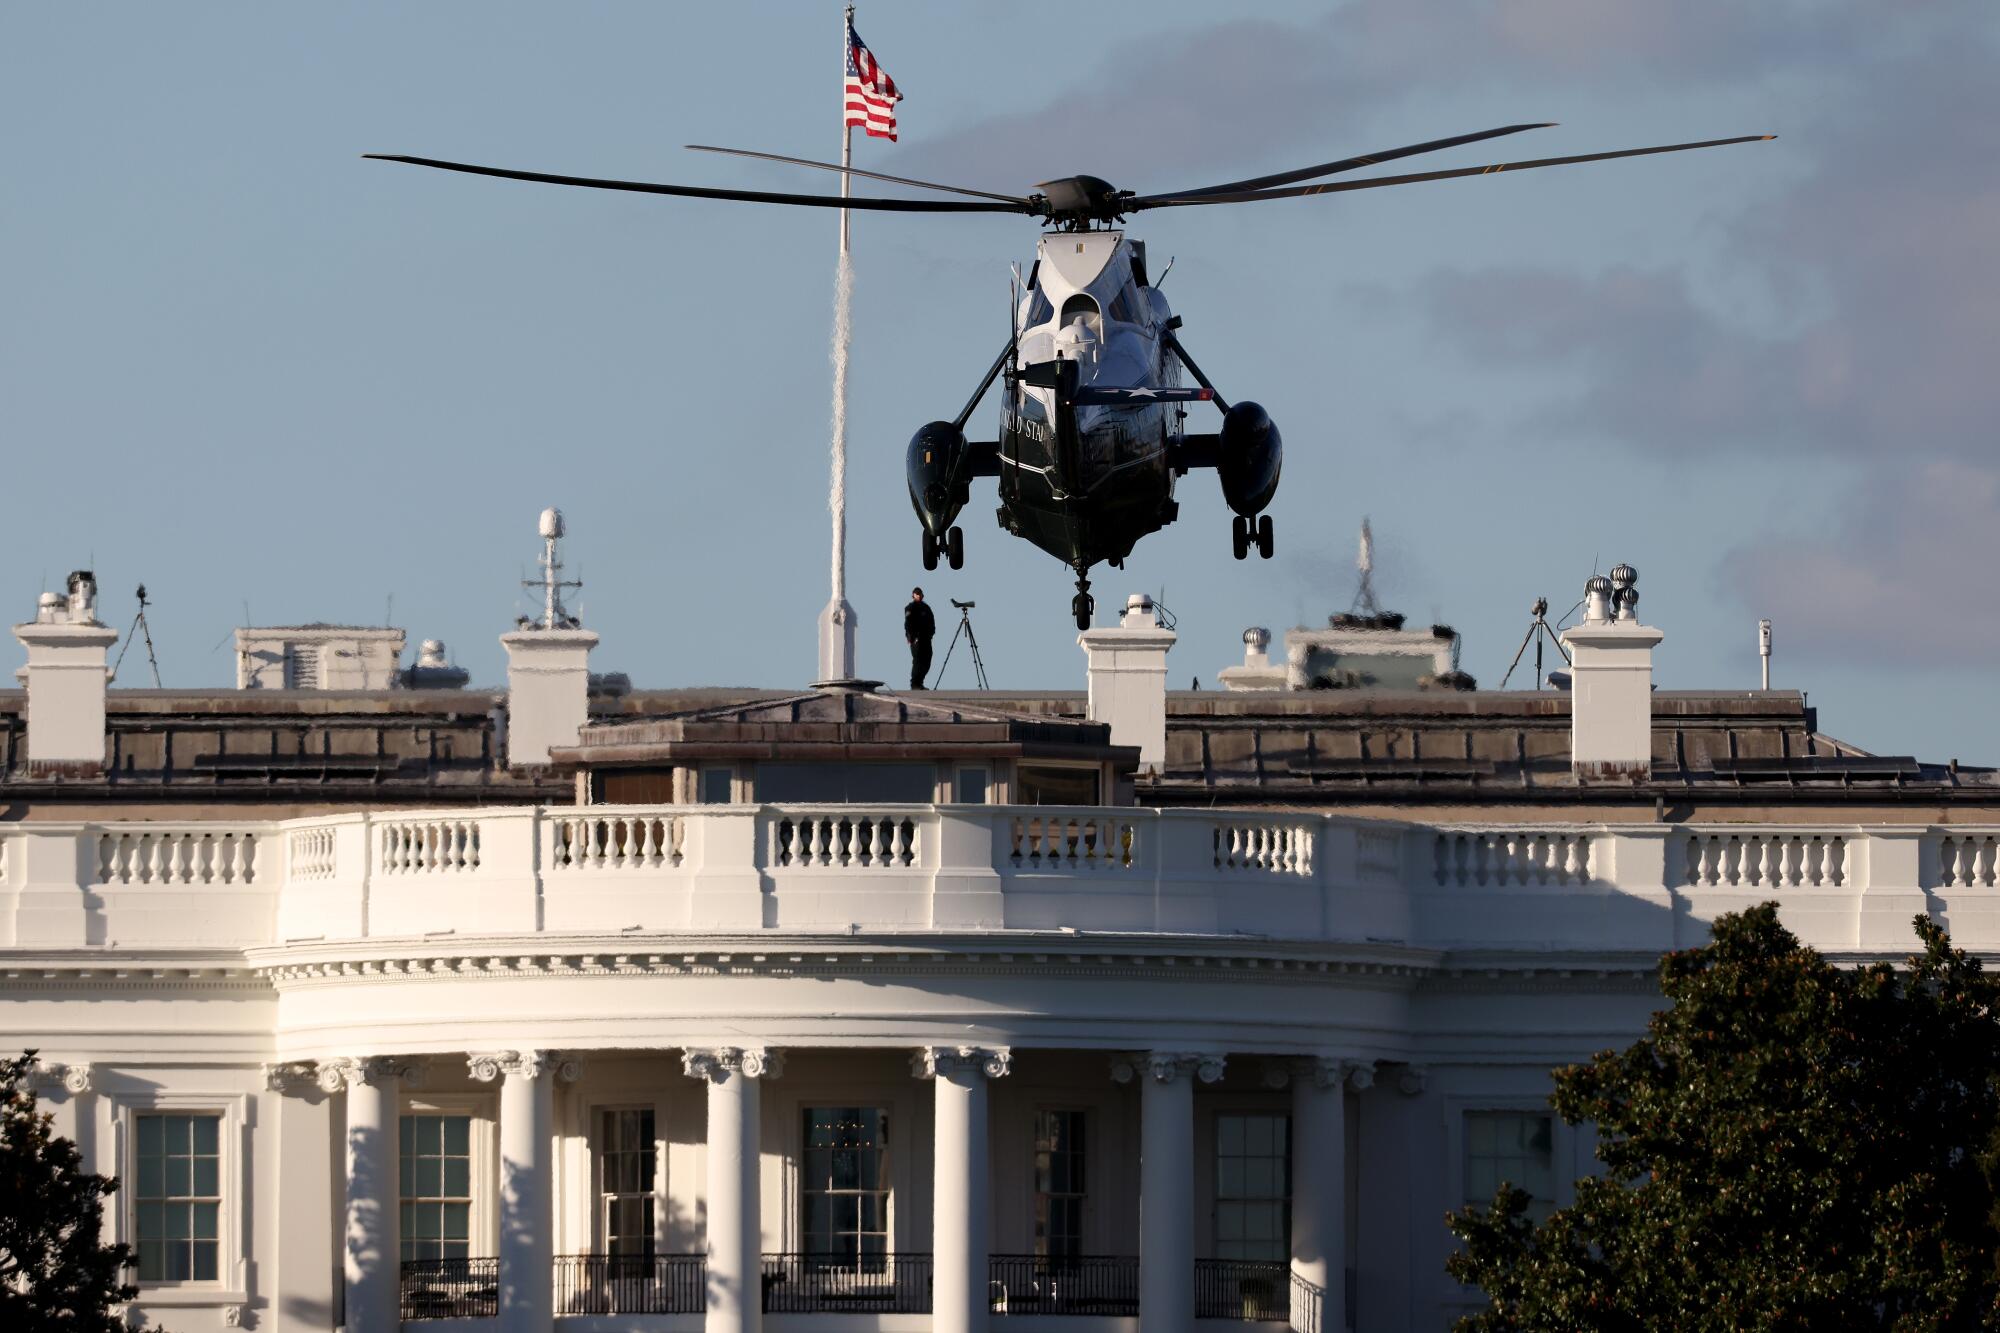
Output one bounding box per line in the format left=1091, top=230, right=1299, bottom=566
left=500, top=506, right=598, bottom=767
left=1078, top=593, right=1176, bottom=775
left=13, top=572, right=119, bottom=774
left=1560, top=564, right=1661, bottom=781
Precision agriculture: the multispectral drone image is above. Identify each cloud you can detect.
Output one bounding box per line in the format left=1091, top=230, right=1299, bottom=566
left=902, top=1, right=1998, bottom=671
left=1717, top=460, right=2000, bottom=663
left=1387, top=15, right=2000, bottom=665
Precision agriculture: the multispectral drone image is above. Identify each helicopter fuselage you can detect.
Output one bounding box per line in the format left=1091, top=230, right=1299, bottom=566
left=907, top=228, right=1283, bottom=602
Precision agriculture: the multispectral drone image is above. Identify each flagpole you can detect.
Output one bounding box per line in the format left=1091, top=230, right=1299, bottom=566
left=818, top=2, right=860, bottom=683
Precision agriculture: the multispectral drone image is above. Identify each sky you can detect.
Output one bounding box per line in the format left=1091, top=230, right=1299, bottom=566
left=3, top=2, right=1996, bottom=762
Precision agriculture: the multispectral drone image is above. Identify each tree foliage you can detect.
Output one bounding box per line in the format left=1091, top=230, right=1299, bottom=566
left=1447, top=905, right=2000, bottom=1331
left=0, top=1051, right=136, bottom=1333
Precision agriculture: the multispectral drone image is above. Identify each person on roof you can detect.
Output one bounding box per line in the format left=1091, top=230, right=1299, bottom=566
left=905, top=587, right=936, bottom=691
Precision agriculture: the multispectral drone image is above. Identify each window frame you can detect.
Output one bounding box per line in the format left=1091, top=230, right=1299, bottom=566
left=797, top=1105, right=894, bottom=1270
left=1441, top=1095, right=1571, bottom=1310
left=591, top=1104, right=661, bottom=1258
left=108, top=1089, right=249, bottom=1304
left=400, top=1093, right=499, bottom=1262
left=133, top=1110, right=226, bottom=1284
left=1211, top=1110, right=1292, bottom=1262
left=1031, top=1106, right=1089, bottom=1260
left=1457, top=1107, right=1560, bottom=1221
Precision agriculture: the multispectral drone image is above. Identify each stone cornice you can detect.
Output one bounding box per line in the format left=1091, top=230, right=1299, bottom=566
left=246, top=940, right=1439, bottom=992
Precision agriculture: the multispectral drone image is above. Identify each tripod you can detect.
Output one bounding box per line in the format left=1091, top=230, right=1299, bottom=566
left=1499, top=596, right=1570, bottom=689
left=931, top=599, right=990, bottom=690
left=112, top=584, right=163, bottom=687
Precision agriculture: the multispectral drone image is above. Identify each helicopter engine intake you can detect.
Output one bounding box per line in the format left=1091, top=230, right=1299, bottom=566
left=1217, top=401, right=1283, bottom=517
left=906, top=420, right=969, bottom=535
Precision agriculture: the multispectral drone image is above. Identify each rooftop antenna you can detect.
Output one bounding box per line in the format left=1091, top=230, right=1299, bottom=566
left=1499, top=596, right=1571, bottom=689
left=1349, top=517, right=1382, bottom=617
left=524, top=507, right=582, bottom=629
left=1759, top=618, right=1772, bottom=690
left=112, top=584, right=163, bottom=687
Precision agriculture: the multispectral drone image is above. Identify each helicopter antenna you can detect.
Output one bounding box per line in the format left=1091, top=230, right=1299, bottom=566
left=1350, top=517, right=1382, bottom=617
left=1155, top=255, right=1175, bottom=288
left=112, top=584, right=163, bottom=687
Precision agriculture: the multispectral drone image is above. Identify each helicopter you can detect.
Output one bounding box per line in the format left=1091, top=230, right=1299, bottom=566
left=368, top=123, right=1770, bottom=630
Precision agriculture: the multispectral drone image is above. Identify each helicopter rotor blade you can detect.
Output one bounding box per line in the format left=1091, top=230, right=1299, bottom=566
left=363, top=155, right=1033, bottom=214
left=1130, top=135, right=1775, bottom=210
left=684, top=144, right=1031, bottom=205
left=1155, top=122, right=1556, bottom=198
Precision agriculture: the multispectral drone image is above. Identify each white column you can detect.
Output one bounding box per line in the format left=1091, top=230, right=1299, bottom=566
left=1291, top=1058, right=1363, bottom=1332
left=684, top=1047, right=782, bottom=1333
left=267, top=1064, right=336, bottom=1333
left=1118, top=1052, right=1223, bottom=1333
left=326, top=1057, right=408, bottom=1333
left=470, top=1052, right=559, bottom=1333
left=916, top=1046, right=1012, bottom=1333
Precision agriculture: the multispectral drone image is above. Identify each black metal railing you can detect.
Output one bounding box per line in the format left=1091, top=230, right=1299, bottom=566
left=1194, top=1258, right=1290, bottom=1321
left=399, top=1257, right=498, bottom=1321
left=553, top=1253, right=706, bottom=1315
left=760, top=1252, right=933, bottom=1313
left=989, top=1253, right=1139, bottom=1316
left=1289, top=1268, right=1325, bottom=1333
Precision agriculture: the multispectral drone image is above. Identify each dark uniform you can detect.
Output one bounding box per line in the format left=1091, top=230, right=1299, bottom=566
left=904, top=590, right=936, bottom=690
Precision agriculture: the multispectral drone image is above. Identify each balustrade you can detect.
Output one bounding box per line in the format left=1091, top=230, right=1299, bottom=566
left=398, top=1257, right=497, bottom=1321
left=760, top=1252, right=933, bottom=1313
left=1938, top=833, right=2000, bottom=888
left=1212, top=820, right=1314, bottom=875
left=377, top=818, right=481, bottom=875
left=1682, top=831, right=1845, bottom=888
left=1193, top=1257, right=1291, bottom=1321
left=1007, top=810, right=1133, bottom=870
left=1432, top=830, right=1590, bottom=888
left=287, top=825, right=337, bottom=881
left=548, top=812, right=684, bottom=871
left=551, top=1253, right=704, bottom=1315
left=988, top=1254, right=1137, bottom=1316
left=771, top=810, right=920, bottom=869
left=29, top=811, right=2000, bottom=955
left=96, top=828, right=258, bottom=885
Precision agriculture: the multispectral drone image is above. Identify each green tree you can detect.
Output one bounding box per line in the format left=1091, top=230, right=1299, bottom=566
left=0, top=1051, right=137, bottom=1333
left=1447, top=905, right=2000, bottom=1331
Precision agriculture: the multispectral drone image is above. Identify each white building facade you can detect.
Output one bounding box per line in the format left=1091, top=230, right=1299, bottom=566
left=5, top=574, right=1998, bottom=1333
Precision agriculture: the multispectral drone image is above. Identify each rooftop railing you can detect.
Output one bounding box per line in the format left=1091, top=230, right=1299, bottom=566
left=5, top=807, right=1995, bottom=956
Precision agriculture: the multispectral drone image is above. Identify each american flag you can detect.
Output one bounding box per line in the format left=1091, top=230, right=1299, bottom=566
left=844, top=17, right=902, bottom=141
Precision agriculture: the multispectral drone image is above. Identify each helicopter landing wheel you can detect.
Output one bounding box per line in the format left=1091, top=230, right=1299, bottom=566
left=1072, top=591, right=1095, bottom=631
left=946, top=525, right=964, bottom=570
left=921, top=530, right=940, bottom=571
left=1231, top=515, right=1250, bottom=561
left=1256, top=513, right=1274, bottom=559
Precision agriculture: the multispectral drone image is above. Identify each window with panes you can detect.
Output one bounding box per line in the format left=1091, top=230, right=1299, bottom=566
left=134, top=1113, right=222, bottom=1282
left=1463, top=1111, right=1555, bottom=1221
left=801, top=1107, right=890, bottom=1270
left=1214, top=1112, right=1290, bottom=1261
left=598, top=1108, right=656, bottom=1258
left=400, top=1114, right=473, bottom=1262
left=1033, top=1109, right=1087, bottom=1259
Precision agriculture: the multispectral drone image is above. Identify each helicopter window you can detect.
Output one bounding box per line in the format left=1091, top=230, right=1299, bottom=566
left=1107, top=286, right=1146, bottom=325
left=1024, top=288, right=1053, bottom=329
left=1059, top=294, right=1100, bottom=328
